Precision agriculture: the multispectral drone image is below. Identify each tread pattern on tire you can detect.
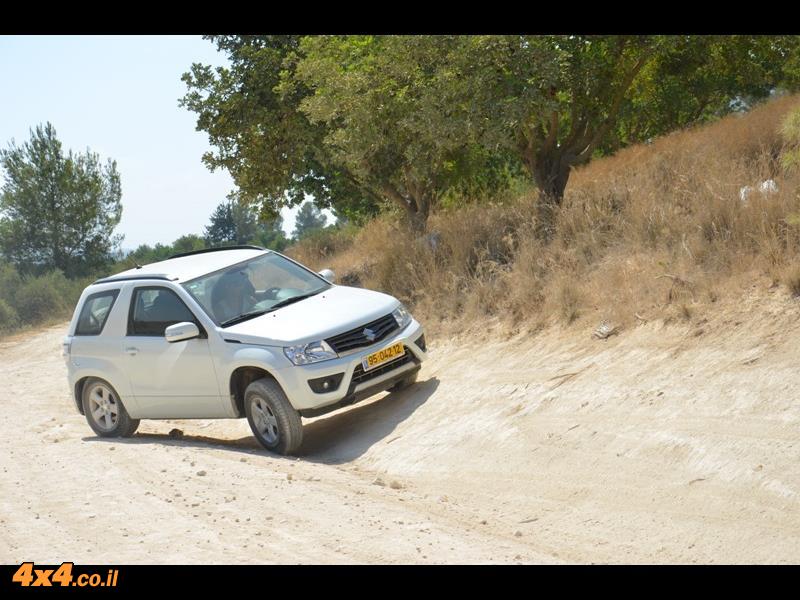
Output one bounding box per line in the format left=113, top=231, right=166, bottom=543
left=81, top=377, right=140, bottom=438
left=245, top=377, right=303, bottom=455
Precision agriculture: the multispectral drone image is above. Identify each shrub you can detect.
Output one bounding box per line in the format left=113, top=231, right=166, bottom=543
left=781, top=106, right=800, bottom=172
left=13, top=270, right=76, bottom=324
left=0, top=298, right=19, bottom=332
left=0, top=262, right=21, bottom=305
left=287, top=224, right=360, bottom=266
left=780, top=261, right=800, bottom=297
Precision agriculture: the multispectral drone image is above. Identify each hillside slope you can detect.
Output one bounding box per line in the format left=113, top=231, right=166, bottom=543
left=289, top=94, right=800, bottom=343
left=1, top=283, right=798, bottom=564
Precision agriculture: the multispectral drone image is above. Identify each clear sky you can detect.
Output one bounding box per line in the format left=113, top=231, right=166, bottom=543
left=0, top=35, right=322, bottom=250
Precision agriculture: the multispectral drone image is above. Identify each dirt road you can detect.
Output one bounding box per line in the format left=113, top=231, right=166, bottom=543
left=2, top=287, right=799, bottom=563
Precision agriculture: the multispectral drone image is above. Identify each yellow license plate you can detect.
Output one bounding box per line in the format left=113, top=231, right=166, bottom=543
left=362, top=342, right=405, bottom=371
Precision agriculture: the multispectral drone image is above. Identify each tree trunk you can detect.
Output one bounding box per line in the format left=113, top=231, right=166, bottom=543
left=405, top=201, right=429, bottom=234
left=532, top=152, right=572, bottom=241
left=380, top=181, right=431, bottom=234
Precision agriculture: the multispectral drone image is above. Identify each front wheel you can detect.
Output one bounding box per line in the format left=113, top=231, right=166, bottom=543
left=244, top=378, right=303, bottom=455
left=81, top=377, right=140, bottom=438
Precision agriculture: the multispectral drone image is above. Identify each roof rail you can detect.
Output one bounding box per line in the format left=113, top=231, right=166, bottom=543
left=93, top=274, right=176, bottom=284
left=168, top=245, right=267, bottom=260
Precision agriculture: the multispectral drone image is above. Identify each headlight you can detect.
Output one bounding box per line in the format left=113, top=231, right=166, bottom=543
left=392, top=303, right=413, bottom=329
left=283, top=340, right=338, bottom=365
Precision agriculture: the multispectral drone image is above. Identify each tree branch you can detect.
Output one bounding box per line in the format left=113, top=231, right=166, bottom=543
left=340, top=167, right=384, bottom=205
left=573, top=48, right=654, bottom=163
left=380, top=181, right=414, bottom=214
left=541, top=108, right=560, bottom=154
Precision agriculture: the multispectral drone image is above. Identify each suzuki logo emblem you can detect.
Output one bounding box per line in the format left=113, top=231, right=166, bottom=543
left=363, top=327, right=376, bottom=342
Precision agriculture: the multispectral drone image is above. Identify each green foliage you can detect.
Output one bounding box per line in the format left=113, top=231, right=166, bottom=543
left=205, top=200, right=256, bottom=246
left=183, top=35, right=800, bottom=233
left=0, top=297, right=18, bottom=332
left=0, top=262, right=21, bottom=332
left=0, top=261, right=22, bottom=305
left=11, top=270, right=86, bottom=324
left=0, top=123, right=122, bottom=277
left=292, top=201, right=327, bottom=240
left=442, top=36, right=800, bottom=201
left=119, top=243, right=175, bottom=270
left=294, top=35, right=510, bottom=229
left=253, top=218, right=289, bottom=252
left=171, top=234, right=206, bottom=255
left=204, top=199, right=288, bottom=250
left=606, top=36, right=800, bottom=153
left=180, top=36, right=380, bottom=224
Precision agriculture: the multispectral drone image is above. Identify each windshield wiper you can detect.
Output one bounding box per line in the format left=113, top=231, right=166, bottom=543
left=267, top=290, right=323, bottom=312
left=220, top=290, right=326, bottom=327
left=220, top=310, right=270, bottom=328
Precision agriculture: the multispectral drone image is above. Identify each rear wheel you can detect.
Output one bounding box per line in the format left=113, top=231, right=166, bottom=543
left=81, top=378, right=139, bottom=438
left=244, top=378, right=303, bottom=455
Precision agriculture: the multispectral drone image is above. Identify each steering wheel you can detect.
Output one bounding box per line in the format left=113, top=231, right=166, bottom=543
left=262, top=287, right=282, bottom=300
left=88, top=313, right=101, bottom=329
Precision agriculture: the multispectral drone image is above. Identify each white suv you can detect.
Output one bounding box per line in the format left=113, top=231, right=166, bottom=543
left=63, top=246, right=426, bottom=455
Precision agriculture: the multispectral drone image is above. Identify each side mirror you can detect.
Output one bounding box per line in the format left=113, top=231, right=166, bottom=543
left=165, top=321, right=200, bottom=343
left=318, top=268, right=336, bottom=283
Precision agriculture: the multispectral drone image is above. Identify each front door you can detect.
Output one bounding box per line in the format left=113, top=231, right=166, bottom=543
left=122, top=286, right=225, bottom=418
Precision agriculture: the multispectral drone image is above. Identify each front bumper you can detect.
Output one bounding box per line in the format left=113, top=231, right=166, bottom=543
left=273, top=318, right=426, bottom=414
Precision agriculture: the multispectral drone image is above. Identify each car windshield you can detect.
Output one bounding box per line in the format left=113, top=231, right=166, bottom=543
left=182, top=252, right=330, bottom=327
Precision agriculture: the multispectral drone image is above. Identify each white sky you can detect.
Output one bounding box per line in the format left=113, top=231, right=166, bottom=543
left=0, top=35, right=330, bottom=250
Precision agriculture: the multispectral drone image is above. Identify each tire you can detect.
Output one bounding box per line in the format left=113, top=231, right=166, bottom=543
left=244, top=378, right=303, bottom=455
left=392, top=369, right=419, bottom=392
left=81, top=377, right=140, bottom=438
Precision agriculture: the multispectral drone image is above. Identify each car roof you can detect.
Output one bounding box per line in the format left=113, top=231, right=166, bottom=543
left=94, top=247, right=270, bottom=285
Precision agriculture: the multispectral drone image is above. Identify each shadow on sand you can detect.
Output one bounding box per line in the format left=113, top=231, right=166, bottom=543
left=82, top=377, right=439, bottom=465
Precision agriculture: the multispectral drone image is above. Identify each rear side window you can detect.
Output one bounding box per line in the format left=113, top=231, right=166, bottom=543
left=128, top=287, right=199, bottom=336
left=75, top=290, right=119, bottom=336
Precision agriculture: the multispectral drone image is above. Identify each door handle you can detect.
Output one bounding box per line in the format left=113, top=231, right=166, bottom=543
left=125, top=346, right=139, bottom=355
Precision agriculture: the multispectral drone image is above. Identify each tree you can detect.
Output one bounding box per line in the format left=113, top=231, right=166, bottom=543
left=205, top=199, right=287, bottom=249
left=204, top=200, right=258, bottom=246
left=292, top=201, right=327, bottom=240
left=184, top=35, right=800, bottom=236
left=253, top=213, right=289, bottom=251
left=117, top=235, right=205, bottom=272
left=446, top=35, right=800, bottom=235
left=180, top=36, right=381, bottom=224
left=0, top=123, right=122, bottom=276
left=124, top=243, right=174, bottom=267
left=294, top=35, right=506, bottom=232
left=171, top=234, right=206, bottom=255
left=183, top=35, right=508, bottom=232
left=604, top=36, right=800, bottom=152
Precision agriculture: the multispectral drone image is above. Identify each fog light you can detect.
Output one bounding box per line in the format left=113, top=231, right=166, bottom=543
left=415, top=334, right=427, bottom=352
left=308, top=373, right=344, bottom=394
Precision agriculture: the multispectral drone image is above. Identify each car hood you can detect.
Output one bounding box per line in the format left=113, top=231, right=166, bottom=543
left=220, top=285, right=400, bottom=346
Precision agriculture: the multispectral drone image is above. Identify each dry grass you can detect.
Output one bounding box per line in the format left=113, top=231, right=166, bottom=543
left=287, top=94, right=800, bottom=337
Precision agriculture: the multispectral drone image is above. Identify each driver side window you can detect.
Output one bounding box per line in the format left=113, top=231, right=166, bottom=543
left=128, top=287, right=199, bottom=336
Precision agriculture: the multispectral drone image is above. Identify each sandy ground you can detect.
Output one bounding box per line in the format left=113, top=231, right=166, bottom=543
left=2, top=286, right=800, bottom=564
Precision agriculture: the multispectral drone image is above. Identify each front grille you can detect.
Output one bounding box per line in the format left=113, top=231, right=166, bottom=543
left=351, top=349, right=413, bottom=386
left=326, top=313, right=399, bottom=353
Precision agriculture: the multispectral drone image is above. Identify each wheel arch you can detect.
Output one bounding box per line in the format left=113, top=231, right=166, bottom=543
left=229, top=366, right=282, bottom=418
left=73, top=378, right=88, bottom=415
